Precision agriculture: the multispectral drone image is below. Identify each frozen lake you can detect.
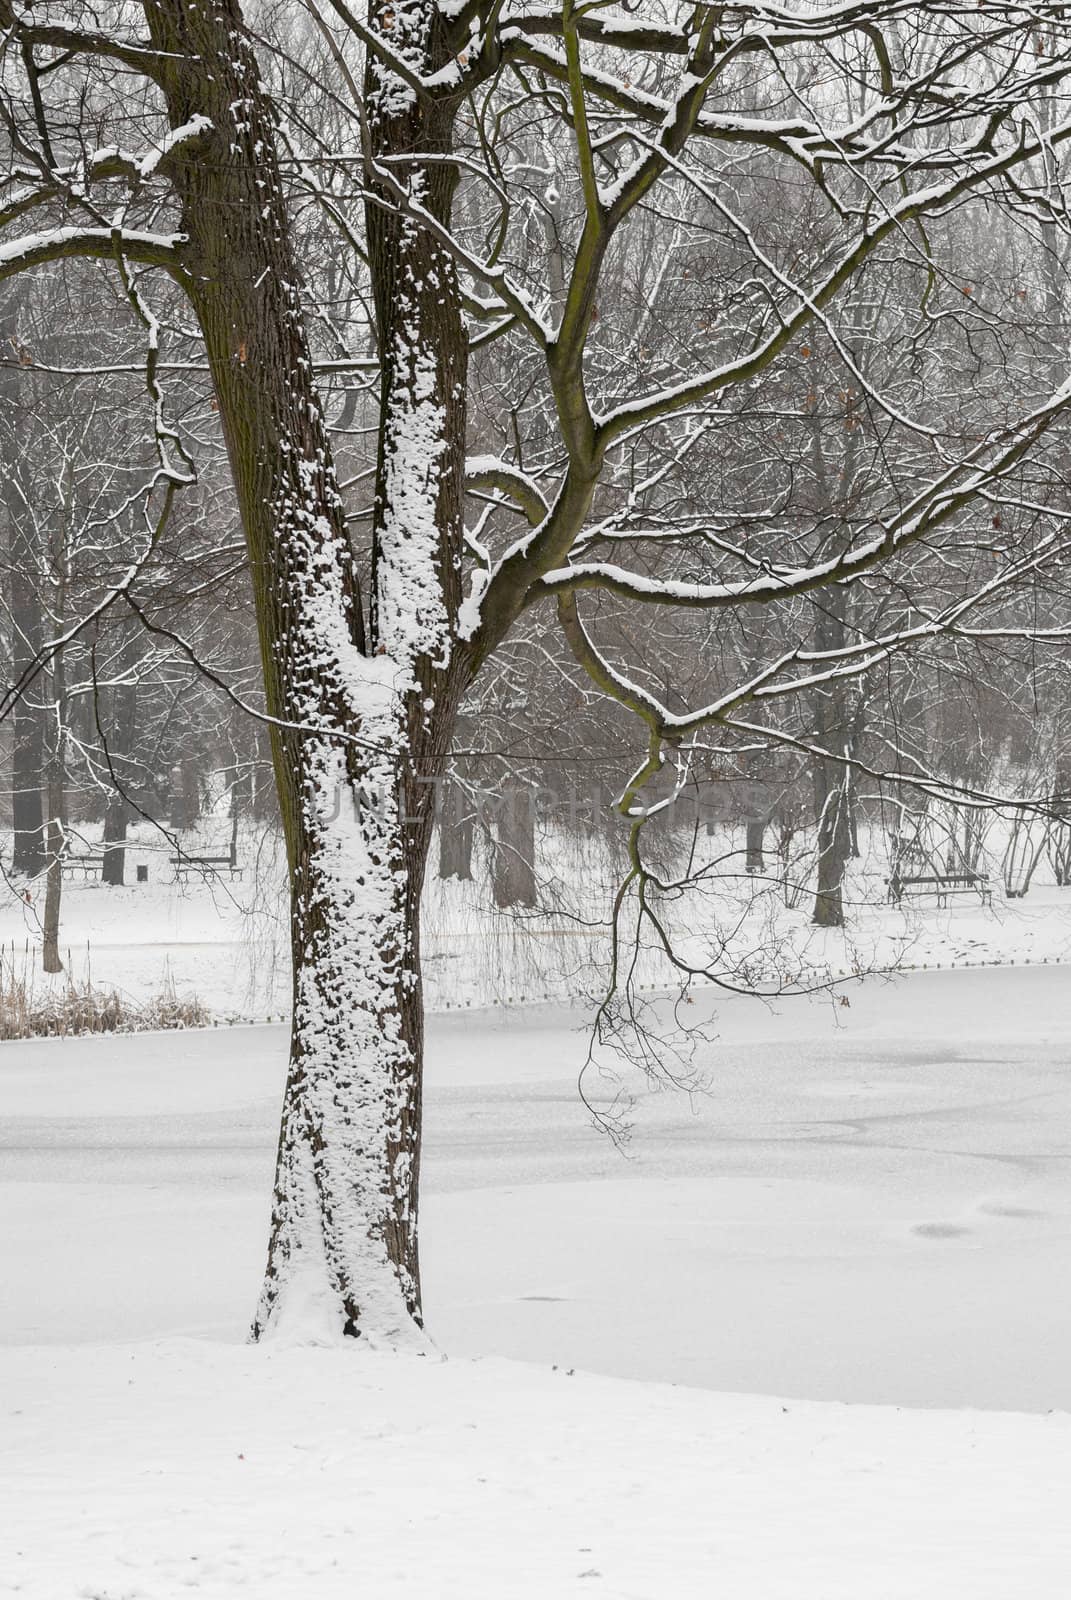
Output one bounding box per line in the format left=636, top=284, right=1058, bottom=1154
left=2, top=965, right=1069, bottom=1409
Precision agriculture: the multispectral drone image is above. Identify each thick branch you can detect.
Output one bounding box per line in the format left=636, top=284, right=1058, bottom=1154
left=0, top=225, right=186, bottom=284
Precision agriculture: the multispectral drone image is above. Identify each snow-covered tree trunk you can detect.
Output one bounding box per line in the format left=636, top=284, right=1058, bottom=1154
left=144, top=0, right=468, bottom=1342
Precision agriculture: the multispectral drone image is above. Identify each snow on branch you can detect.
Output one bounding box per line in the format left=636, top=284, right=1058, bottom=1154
left=465, top=457, right=548, bottom=528
left=0, top=226, right=185, bottom=284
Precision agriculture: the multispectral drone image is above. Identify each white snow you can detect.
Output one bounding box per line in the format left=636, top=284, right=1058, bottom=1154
left=4, top=1339, right=1068, bottom=1600
left=137, top=114, right=214, bottom=177
left=2, top=967, right=1070, bottom=1594
left=375, top=341, right=451, bottom=678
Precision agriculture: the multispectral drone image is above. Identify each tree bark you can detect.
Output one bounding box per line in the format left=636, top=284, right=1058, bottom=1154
left=143, top=0, right=468, bottom=1342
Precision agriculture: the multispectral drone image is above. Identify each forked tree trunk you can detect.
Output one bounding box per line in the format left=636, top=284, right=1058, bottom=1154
left=145, top=0, right=467, bottom=1342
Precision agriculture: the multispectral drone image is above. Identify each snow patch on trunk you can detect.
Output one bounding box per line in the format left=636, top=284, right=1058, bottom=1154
left=376, top=340, right=450, bottom=681
left=254, top=430, right=431, bottom=1348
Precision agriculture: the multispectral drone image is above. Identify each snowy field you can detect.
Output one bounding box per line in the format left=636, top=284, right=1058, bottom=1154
left=2, top=965, right=1070, bottom=1596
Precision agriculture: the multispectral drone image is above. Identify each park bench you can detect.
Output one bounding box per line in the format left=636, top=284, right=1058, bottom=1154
left=887, top=870, right=992, bottom=908
left=169, top=846, right=243, bottom=883
left=59, top=853, right=105, bottom=880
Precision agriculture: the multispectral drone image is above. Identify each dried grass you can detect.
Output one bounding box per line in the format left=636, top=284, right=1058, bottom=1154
left=0, top=945, right=211, bottom=1040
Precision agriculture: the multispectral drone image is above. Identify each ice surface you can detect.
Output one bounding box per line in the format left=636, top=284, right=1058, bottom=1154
left=2, top=967, right=1069, bottom=1409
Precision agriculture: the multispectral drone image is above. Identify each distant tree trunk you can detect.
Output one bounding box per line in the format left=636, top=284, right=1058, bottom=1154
left=812, top=771, right=853, bottom=927
left=438, top=778, right=474, bottom=879
left=174, top=754, right=200, bottom=830
left=100, top=800, right=127, bottom=885
left=41, top=626, right=68, bottom=975
left=811, top=589, right=854, bottom=928
left=41, top=772, right=64, bottom=974
left=492, top=788, right=537, bottom=908
left=738, top=743, right=768, bottom=873
left=101, top=679, right=137, bottom=886
left=2, top=287, right=46, bottom=878
left=9, top=597, right=46, bottom=878
left=168, top=762, right=184, bottom=832
left=804, top=320, right=868, bottom=927
left=229, top=773, right=241, bottom=868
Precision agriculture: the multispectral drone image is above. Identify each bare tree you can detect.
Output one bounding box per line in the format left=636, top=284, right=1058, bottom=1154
left=5, top=0, right=1071, bottom=1347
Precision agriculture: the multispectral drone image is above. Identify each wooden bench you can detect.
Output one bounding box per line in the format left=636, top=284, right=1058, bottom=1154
left=887, top=871, right=992, bottom=908
left=169, top=852, right=243, bottom=883
left=59, top=854, right=105, bottom=880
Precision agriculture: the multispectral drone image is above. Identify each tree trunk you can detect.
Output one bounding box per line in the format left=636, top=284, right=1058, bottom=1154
left=144, top=0, right=468, bottom=1343
left=745, top=819, right=765, bottom=874
left=101, top=678, right=137, bottom=886
left=812, top=773, right=852, bottom=927
left=438, top=779, right=474, bottom=880
left=492, top=788, right=538, bottom=908
left=229, top=772, right=242, bottom=868
left=180, top=755, right=200, bottom=830
left=2, top=287, right=46, bottom=878
left=167, top=763, right=184, bottom=833
left=41, top=774, right=64, bottom=975
left=811, top=590, right=855, bottom=928
left=41, top=626, right=67, bottom=976
left=9, top=595, right=46, bottom=883
left=100, top=803, right=126, bottom=886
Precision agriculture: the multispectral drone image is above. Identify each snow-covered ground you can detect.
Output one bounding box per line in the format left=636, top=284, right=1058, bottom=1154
left=6, top=1340, right=1069, bottom=1600
left=2, top=966, right=1070, bottom=1595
